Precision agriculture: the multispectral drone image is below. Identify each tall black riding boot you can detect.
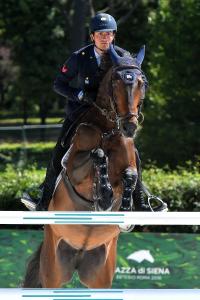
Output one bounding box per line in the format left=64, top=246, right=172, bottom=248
left=36, top=118, right=73, bottom=210
left=133, top=149, right=151, bottom=211
left=133, top=178, right=151, bottom=211
left=36, top=161, right=61, bottom=211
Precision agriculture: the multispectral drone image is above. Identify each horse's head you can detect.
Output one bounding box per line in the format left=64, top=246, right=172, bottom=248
left=108, top=44, right=147, bottom=137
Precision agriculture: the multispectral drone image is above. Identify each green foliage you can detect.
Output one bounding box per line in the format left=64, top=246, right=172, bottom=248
left=0, top=165, right=44, bottom=210
left=0, top=142, right=54, bottom=171
left=140, top=0, right=200, bottom=166
left=1, top=162, right=200, bottom=226
left=143, top=165, right=200, bottom=212
left=0, top=0, right=69, bottom=121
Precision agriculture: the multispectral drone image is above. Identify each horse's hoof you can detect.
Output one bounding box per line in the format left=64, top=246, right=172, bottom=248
left=119, top=224, right=135, bottom=232
left=91, top=148, right=105, bottom=161
left=120, top=205, right=132, bottom=212
left=96, top=202, right=113, bottom=211
left=120, top=197, right=132, bottom=211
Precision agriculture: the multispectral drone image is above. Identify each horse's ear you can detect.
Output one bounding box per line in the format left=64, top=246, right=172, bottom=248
left=136, top=45, right=145, bottom=66
left=108, top=44, right=121, bottom=66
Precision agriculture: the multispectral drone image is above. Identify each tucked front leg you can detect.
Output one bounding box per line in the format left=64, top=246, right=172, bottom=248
left=91, top=148, right=113, bottom=211
left=120, top=167, right=138, bottom=211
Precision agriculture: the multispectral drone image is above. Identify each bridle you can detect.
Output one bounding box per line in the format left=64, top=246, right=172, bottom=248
left=91, top=64, right=144, bottom=129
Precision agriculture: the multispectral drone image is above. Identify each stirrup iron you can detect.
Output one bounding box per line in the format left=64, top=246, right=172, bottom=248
left=21, top=192, right=36, bottom=211
left=147, top=195, right=168, bottom=212
left=140, top=180, right=168, bottom=212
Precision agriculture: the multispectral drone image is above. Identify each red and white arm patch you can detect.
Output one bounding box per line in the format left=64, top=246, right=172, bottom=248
left=61, top=65, right=68, bottom=73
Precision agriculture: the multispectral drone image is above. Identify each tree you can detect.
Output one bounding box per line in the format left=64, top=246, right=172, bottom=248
left=0, top=0, right=69, bottom=123
left=139, top=0, right=200, bottom=166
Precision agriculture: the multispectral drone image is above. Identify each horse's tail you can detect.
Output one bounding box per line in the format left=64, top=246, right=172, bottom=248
left=22, top=242, right=43, bottom=288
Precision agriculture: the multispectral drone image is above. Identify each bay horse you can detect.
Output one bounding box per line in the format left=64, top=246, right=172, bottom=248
left=23, top=45, right=146, bottom=288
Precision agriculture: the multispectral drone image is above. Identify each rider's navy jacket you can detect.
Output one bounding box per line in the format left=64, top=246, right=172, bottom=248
left=53, top=43, right=130, bottom=118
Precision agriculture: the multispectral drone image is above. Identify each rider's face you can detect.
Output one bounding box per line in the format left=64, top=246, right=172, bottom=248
left=91, top=31, right=115, bottom=51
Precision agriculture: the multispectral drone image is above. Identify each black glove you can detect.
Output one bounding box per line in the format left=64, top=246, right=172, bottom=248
left=83, top=91, right=97, bottom=103
left=72, top=90, right=96, bottom=103
left=73, top=90, right=90, bottom=102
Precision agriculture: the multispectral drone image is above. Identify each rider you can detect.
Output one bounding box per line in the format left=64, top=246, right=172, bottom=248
left=22, top=13, right=167, bottom=212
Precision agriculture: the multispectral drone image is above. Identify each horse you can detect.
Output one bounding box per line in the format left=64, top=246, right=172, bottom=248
left=23, top=45, right=146, bottom=288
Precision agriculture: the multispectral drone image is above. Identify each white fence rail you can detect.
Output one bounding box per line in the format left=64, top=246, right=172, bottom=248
left=0, top=124, right=62, bottom=142
left=1, top=288, right=200, bottom=300
left=0, top=211, right=200, bottom=225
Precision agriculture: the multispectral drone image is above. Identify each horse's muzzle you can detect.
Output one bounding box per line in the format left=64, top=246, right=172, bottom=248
left=121, top=120, right=137, bottom=137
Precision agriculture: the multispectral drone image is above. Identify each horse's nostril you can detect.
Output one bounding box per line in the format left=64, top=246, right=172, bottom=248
left=122, top=122, right=137, bottom=136
left=124, top=122, right=136, bottom=130
left=123, top=124, right=127, bottom=131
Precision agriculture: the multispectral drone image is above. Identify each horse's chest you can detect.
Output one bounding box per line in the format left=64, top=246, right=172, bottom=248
left=52, top=224, right=120, bottom=251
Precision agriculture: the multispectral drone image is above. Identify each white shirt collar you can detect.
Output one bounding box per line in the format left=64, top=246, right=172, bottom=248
left=93, top=47, right=102, bottom=66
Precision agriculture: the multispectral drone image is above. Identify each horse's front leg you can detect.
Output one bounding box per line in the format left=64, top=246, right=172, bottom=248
left=103, top=135, right=138, bottom=211
left=120, top=167, right=138, bottom=211
left=66, top=123, right=114, bottom=210
left=40, top=226, right=63, bottom=288
left=91, top=148, right=114, bottom=211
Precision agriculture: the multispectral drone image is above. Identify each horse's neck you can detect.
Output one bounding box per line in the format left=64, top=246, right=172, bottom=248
left=96, top=68, right=113, bottom=109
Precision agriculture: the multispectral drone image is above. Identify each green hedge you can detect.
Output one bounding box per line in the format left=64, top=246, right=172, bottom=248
left=0, top=165, right=44, bottom=210
left=1, top=143, right=200, bottom=232
left=0, top=142, right=54, bottom=170
left=1, top=164, right=199, bottom=212
left=141, top=167, right=200, bottom=234
left=143, top=166, right=200, bottom=212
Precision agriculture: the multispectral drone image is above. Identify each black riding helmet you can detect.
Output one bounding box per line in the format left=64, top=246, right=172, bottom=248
left=90, top=13, right=117, bottom=33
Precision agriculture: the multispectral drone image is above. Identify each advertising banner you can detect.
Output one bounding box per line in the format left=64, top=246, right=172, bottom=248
left=0, top=229, right=200, bottom=288
left=114, top=231, right=200, bottom=288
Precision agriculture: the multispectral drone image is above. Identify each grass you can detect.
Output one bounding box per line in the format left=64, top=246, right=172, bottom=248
left=0, top=117, right=63, bottom=125
left=0, top=141, right=55, bottom=149
left=0, top=142, right=55, bottom=151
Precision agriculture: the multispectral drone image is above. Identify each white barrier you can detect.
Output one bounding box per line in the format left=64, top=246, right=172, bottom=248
left=0, top=211, right=200, bottom=225
left=0, top=289, right=200, bottom=300
left=0, top=124, right=62, bottom=143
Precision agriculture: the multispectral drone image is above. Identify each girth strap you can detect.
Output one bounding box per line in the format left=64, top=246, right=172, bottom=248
left=61, top=170, right=95, bottom=210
